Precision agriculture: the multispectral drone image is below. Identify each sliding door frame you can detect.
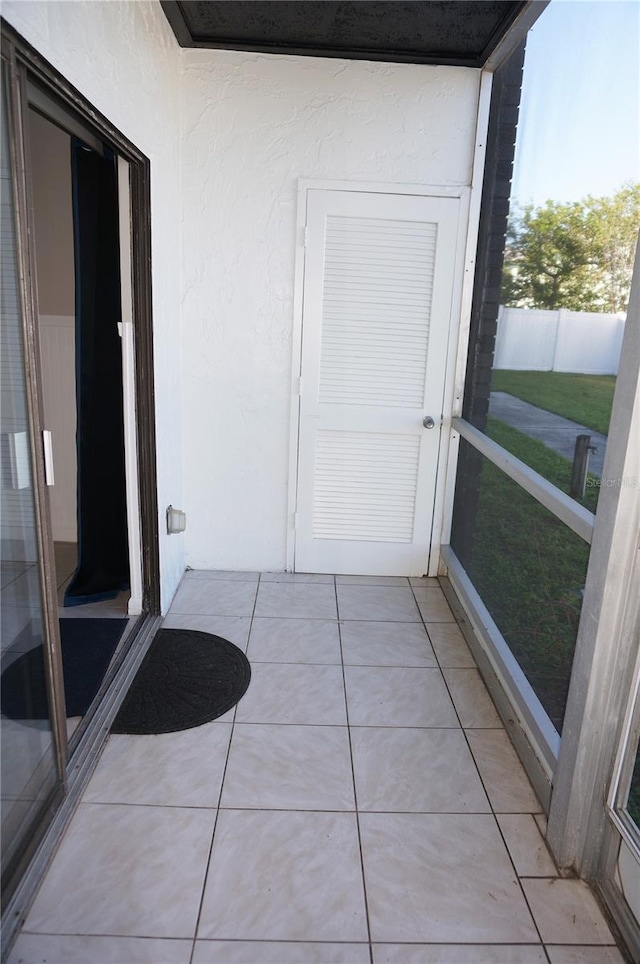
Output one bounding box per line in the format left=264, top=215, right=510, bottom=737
left=1, top=33, right=69, bottom=903
left=3, top=21, right=160, bottom=614
left=1, top=19, right=161, bottom=955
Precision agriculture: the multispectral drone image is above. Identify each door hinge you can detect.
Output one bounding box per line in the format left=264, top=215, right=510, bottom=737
left=303, top=225, right=308, bottom=249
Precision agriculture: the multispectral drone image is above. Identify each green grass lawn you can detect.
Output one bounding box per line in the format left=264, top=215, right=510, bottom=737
left=491, top=370, right=616, bottom=435
left=468, top=401, right=639, bottom=807
left=473, top=416, right=640, bottom=815
left=464, top=417, right=597, bottom=731
left=485, top=417, right=600, bottom=513
left=468, top=458, right=589, bottom=731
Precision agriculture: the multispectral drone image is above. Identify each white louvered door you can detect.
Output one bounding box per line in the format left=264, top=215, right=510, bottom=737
left=295, top=189, right=460, bottom=576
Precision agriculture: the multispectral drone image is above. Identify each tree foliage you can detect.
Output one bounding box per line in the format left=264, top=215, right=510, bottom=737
left=502, top=184, right=640, bottom=313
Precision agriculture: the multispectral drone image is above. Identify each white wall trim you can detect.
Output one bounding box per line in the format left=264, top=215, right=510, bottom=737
left=483, top=1, right=550, bottom=72
left=117, top=156, right=143, bottom=615
left=426, top=186, right=471, bottom=575
left=285, top=181, right=310, bottom=571
left=297, top=178, right=470, bottom=199
left=434, top=69, right=493, bottom=563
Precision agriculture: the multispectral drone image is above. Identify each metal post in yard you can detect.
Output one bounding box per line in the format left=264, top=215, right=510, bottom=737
left=570, top=434, right=593, bottom=500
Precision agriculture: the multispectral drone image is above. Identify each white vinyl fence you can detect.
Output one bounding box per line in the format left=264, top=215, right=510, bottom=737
left=494, top=306, right=626, bottom=375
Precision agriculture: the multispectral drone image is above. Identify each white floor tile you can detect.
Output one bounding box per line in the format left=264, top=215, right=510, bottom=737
left=161, top=614, right=252, bottom=649
left=545, top=946, right=625, bottom=963
left=426, top=623, right=476, bottom=667
left=340, top=620, right=437, bottom=667
left=247, top=617, right=341, bottom=664
left=1, top=569, right=41, bottom=609
left=59, top=592, right=130, bottom=619
left=9, top=568, right=625, bottom=964
left=360, top=812, right=538, bottom=943
left=83, top=723, right=232, bottom=807
left=260, top=572, right=335, bottom=584
left=466, top=730, right=541, bottom=813
left=169, top=581, right=257, bottom=617
left=221, top=724, right=354, bottom=810
left=1, top=608, right=39, bottom=653
left=534, top=812, right=548, bottom=835
left=496, top=813, right=557, bottom=877
left=372, top=945, right=547, bottom=963
left=254, top=583, right=338, bottom=619
left=235, top=663, right=347, bottom=725
left=521, top=878, right=616, bottom=944
left=336, top=575, right=409, bottom=586
left=185, top=570, right=260, bottom=582
left=337, top=586, right=420, bottom=622
left=193, top=942, right=370, bottom=964
left=415, top=588, right=455, bottom=623
left=0, top=560, right=31, bottom=590
left=344, top=666, right=458, bottom=727
left=24, top=803, right=214, bottom=938
left=8, top=934, right=192, bottom=964
left=351, top=726, right=490, bottom=812
left=198, top=810, right=368, bottom=941
left=442, top=668, right=502, bottom=727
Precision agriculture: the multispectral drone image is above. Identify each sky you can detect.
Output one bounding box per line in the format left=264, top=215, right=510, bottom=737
left=511, top=0, right=640, bottom=208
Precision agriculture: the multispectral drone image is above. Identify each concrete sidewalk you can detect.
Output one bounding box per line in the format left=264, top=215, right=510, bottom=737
left=488, top=391, right=608, bottom=478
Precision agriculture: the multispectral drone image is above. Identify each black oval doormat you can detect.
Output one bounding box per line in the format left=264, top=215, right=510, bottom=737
left=111, top=629, right=251, bottom=735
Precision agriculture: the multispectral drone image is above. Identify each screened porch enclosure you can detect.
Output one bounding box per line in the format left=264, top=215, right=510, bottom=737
left=1, top=1, right=639, bottom=961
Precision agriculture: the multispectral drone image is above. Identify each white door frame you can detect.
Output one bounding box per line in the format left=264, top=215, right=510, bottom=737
left=117, top=155, right=143, bottom=616
left=286, top=178, right=472, bottom=574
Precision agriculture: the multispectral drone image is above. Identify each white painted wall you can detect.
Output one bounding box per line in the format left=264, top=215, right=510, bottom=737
left=180, top=50, right=480, bottom=570
left=4, top=7, right=482, bottom=579
left=3, top=0, right=185, bottom=610
left=495, top=305, right=626, bottom=374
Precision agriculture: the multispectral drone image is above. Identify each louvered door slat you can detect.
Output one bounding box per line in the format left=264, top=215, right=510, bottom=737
left=319, top=214, right=436, bottom=411
left=295, top=189, right=460, bottom=575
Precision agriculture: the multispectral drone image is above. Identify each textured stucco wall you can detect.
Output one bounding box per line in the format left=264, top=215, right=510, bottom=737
left=181, top=50, right=480, bottom=570
left=3, top=3, right=481, bottom=581
left=3, top=1, right=185, bottom=610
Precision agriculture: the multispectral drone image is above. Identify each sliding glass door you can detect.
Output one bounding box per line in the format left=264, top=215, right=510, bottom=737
left=0, top=58, right=64, bottom=899
left=1, top=32, right=160, bottom=943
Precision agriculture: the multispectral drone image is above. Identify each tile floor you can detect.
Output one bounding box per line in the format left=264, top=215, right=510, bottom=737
left=53, top=542, right=131, bottom=619
left=8, top=572, right=625, bottom=964
left=1, top=547, right=133, bottom=878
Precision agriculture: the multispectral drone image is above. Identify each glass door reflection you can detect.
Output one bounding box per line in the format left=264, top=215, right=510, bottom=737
left=1, top=61, right=62, bottom=898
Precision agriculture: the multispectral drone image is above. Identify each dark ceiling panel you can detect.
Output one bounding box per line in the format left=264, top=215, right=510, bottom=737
left=161, top=1, right=529, bottom=67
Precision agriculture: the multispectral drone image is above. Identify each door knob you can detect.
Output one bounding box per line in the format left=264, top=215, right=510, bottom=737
left=423, top=416, right=435, bottom=429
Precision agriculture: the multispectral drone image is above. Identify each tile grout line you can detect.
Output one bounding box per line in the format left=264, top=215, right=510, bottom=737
left=409, top=582, right=551, bottom=953
left=335, top=577, right=375, bottom=964
left=187, top=577, right=261, bottom=964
